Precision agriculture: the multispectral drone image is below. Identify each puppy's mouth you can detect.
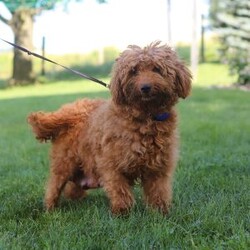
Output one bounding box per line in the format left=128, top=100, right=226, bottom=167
left=141, top=93, right=157, bottom=102
left=138, top=92, right=169, bottom=110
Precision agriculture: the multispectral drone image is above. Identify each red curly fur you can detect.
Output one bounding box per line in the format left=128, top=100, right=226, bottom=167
left=28, top=41, right=192, bottom=214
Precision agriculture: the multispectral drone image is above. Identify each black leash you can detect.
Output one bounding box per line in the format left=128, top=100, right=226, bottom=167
left=0, top=38, right=109, bottom=88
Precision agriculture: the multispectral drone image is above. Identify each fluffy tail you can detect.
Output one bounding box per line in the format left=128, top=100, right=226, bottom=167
left=27, top=111, right=80, bottom=142
left=28, top=99, right=104, bottom=143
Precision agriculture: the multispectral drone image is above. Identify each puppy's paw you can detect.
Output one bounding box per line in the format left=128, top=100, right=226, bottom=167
left=44, top=196, right=59, bottom=212
left=44, top=202, right=57, bottom=212
left=111, top=203, right=132, bottom=215
left=110, top=196, right=134, bottom=215
left=147, top=199, right=171, bottom=215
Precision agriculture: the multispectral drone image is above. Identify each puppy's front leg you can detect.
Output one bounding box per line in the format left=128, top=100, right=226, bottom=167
left=101, top=172, right=134, bottom=215
left=142, top=173, right=173, bottom=214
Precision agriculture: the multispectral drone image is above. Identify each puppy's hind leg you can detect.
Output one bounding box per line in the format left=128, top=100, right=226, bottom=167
left=45, top=174, right=67, bottom=211
left=63, top=168, right=88, bottom=200
left=63, top=181, right=87, bottom=200
left=44, top=158, right=77, bottom=211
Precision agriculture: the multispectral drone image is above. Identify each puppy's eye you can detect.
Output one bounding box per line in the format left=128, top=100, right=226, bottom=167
left=152, top=67, right=162, bottom=75
left=130, top=67, right=137, bottom=75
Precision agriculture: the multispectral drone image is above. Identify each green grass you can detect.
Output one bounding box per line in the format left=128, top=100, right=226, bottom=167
left=0, top=80, right=249, bottom=249
left=194, top=63, right=237, bottom=87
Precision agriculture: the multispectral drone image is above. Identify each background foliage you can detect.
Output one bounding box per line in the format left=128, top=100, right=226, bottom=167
left=210, top=0, right=250, bottom=85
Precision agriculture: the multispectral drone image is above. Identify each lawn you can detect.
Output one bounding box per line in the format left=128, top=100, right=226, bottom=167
left=0, top=79, right=249, bottom=249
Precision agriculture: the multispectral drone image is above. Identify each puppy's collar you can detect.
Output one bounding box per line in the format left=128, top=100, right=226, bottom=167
left=153, top=112, right=170, bottom=121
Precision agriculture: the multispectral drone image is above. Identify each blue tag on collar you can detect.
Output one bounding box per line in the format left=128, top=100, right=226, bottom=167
left=153, top=112, right=170, bottom=121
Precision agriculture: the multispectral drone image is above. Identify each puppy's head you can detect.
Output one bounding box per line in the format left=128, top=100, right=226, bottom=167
left=110, top=41, right=192, bottom=112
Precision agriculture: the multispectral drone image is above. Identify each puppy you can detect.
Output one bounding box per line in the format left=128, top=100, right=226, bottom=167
left=28, top=41, right=192, bottom=214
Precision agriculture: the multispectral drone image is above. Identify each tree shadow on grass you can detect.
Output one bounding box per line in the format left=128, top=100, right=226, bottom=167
left=0, top=79, right=9, bottom=89
left=0, top=90, right=110, bottom=112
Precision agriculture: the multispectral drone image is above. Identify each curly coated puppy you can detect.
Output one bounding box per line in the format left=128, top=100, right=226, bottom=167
left=28, top=41, right=192, bottom=214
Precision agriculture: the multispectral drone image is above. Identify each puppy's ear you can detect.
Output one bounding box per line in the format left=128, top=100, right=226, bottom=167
left=175, top=62, right=192, bottom=99
left=109, top=55, right=130, bottom=105
left=110, top=78, right=126, bottom=105
left=110, top=62, right=126, bottom=105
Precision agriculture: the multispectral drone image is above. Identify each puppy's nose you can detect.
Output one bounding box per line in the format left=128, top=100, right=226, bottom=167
left=140, top=83, right=152, bottom=94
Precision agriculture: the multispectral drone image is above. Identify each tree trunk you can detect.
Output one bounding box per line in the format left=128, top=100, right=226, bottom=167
left=9, top=8, right=36, bottom=85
